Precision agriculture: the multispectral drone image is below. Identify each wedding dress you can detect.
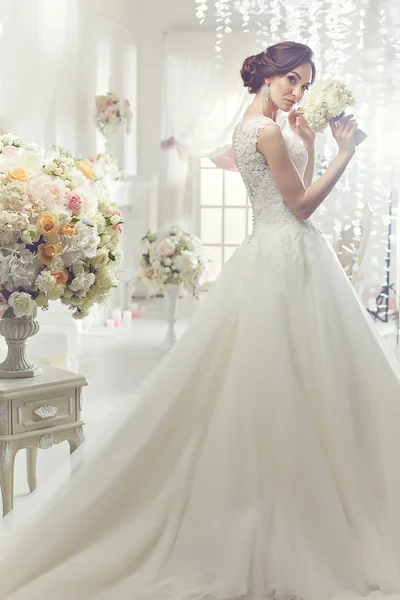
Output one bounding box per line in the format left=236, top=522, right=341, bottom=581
left=1, top=115, right=400, bottom=600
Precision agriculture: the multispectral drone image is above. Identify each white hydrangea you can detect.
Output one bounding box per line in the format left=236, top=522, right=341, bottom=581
left=0, top=248, right=39, bottom=292
left=35, top=271, right=57, bottom=293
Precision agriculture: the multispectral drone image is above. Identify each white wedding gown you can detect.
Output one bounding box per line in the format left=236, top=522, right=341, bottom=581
left=1, top=115, right=400, bottom=600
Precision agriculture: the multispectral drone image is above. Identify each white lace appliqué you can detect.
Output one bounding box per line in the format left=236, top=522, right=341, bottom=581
left=232, top=115, right=322, bottom=267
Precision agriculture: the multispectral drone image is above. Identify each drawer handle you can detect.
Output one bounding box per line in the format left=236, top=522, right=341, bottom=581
left=34, top=405, right=59, bottom=419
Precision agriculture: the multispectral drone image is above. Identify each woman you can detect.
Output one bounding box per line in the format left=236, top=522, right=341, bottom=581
left=0, top=41, right=400, bottom=600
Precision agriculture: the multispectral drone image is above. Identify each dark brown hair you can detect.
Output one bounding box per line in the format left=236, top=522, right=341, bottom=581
left=241, top=41, right=316, bottom=94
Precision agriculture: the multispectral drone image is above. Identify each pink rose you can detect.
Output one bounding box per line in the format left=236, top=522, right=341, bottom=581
left=106, top=98, right=113, bottom=106
left=66, top=192, right=83, bottom=214
left=107, top=106, right=118, bottom=117
left=158, top=239, right=175, bottom=257
left=2, top=145, right=17, bottom=155
left=144, top=267, right=158, bottom=280
left=113, top=224, right=123, bottom=234
left=28, top=174, right=67, bottom=210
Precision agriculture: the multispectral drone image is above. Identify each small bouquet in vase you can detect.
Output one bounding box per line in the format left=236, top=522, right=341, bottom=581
left=95, top=93, right=132, bottom=138
left=302, top=78, right=367, bottom=145
left=138, top=226, right=209, bottom=297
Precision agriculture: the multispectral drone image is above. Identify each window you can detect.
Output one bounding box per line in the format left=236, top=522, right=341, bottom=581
left=198, top=158, right=253, bottom=282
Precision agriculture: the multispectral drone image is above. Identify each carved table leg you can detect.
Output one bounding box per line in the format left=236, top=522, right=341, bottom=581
left=0, top=441, right=16, bottom=517
left=26, top=446, right=38, bottom=493
left=68, top=426, right=85, bottom=455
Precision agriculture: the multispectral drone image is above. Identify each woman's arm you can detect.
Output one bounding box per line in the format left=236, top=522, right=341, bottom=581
left=303, top=142, right=315, bottom=188
left=256, top=116, right=357, bottom=220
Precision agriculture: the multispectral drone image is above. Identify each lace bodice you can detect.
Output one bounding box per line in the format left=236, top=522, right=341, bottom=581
left=233, top=115, right=308, bottom=230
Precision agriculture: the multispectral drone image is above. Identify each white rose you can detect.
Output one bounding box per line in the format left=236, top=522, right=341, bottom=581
left=84, top=272, right=96, bottom=290
left=111, top=248, right=122, bottom=262
left=91, top=247, right=109, bottom=269
left=92, top=213, right=106, bottom=234
left=21, top=226, right=40, bottom=244
left=35, top=292, right=48, bottom=308
left=72, top=263, right=85, bottom=275
left=110, top=214, right=121, bottom=225
left=70, top=273, right=85, bottom=292
left=8, top=292, right=35, bottom=317
left=66, top=168, right=87, bottom=189
left=47, top=284, right=65, bottom=301
left=95, top=268, right=118, bottom=289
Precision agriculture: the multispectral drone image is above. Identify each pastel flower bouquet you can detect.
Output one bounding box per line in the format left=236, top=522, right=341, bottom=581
left=303, top=78, right=367, bottom=145
left=95, top=93, right=132, bottom=138
left=0, top=133, right=123, bottom=321
left=138, top=226, right=209, bottom=297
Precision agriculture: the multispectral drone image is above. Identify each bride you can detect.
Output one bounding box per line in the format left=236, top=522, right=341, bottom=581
left=1, top=40, right=400, bottom=600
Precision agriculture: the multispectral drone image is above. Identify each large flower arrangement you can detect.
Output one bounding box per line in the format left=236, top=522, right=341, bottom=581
left=95, top=93, right=132, bottom=137
left=138, top=226, right=209, bottom=297
left=0, top=133, right=123, bottom=320
left=303, top=78, right=355, bottom=133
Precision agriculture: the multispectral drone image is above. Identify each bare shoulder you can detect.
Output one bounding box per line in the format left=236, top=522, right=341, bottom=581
left=257, top=121, right=285, bottom=156
left=257, top=120, right=282, bottom=142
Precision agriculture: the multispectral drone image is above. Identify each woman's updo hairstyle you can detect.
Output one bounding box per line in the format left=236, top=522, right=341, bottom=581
left=241, top=41, right=316, bottom=94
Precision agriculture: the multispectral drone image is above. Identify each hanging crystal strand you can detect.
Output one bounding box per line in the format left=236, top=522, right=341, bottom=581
left=282, top=1, right=305, bottom=43
left=268, top=0, right=283, bottom=45
left=303, top=0, right=323, bottom=71
left=195, top=0, right=208, bottom=25
left=361, top=0, right=392, bottom=307
left=213, top=0, right=233, bottom=65
left=235, top=0, right=251, bottom=34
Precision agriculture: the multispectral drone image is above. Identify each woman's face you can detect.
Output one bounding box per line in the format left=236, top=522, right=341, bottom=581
left=268, top=62, right=313, bottom=112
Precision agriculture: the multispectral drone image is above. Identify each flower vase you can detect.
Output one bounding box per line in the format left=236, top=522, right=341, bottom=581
left=103, top=126, right=120, bottom=158
left=0, top=310, right=42, bottom=378
left=164, top=286, right=181, bottom=349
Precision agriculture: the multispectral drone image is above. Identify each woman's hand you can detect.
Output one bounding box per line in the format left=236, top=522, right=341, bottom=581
left=288, top=108, right=316, bottom=147
left=329, top=114, right=358, bottom=157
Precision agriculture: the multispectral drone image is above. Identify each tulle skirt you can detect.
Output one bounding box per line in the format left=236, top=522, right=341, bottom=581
left=0, top=220, right=400, bottom=600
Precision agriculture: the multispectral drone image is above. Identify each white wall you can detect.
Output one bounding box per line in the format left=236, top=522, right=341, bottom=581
left=43, top=0, right=138, bottom=173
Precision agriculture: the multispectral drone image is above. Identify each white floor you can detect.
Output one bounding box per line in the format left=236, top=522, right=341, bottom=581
left=6, top=295, right=400, bottom=518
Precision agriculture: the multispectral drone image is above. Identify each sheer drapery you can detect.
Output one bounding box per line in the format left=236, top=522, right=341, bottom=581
left=160, top=32, right=256, bottom=227
left=0, top=0, right=77, bottom=142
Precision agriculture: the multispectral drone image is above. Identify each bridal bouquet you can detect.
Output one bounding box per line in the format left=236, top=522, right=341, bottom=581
left=303, top=78, right=355, bottom=132
left=75, top=154, right=121, bottom=183
left=0, top=134, right=123, bottom=320
left=138, top=226, right=209, bottom=296
left=95, top=93, right=132, bottom=137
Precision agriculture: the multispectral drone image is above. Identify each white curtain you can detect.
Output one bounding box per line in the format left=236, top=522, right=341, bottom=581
left=0, top=0, right=77, bottom=143
left=160, top=32, right=257, bottom=228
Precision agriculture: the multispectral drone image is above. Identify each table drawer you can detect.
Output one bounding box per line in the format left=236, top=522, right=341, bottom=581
left=12, top=389, right=76, bottom=434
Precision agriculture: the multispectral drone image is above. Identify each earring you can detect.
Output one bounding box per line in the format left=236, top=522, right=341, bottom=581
left=262, top=82, right=271, bottom=107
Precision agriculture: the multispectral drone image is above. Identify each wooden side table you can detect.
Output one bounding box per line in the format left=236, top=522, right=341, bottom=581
left=0, top=365, right=88, bottom=516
